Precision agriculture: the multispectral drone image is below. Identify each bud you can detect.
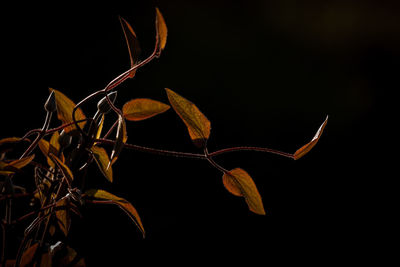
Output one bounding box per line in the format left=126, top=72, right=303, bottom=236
left=58, top=130, right=72, bottom=149
left=44, top=90, right=57, bottom=113
left=97, top=91, right=118, bottom=114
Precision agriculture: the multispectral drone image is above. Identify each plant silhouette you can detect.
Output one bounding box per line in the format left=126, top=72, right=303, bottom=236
left=0, top=8, right=327, bottom=266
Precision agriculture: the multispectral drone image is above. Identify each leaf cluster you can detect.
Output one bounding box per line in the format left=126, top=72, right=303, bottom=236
left=0, top=8, right=327, bottom=266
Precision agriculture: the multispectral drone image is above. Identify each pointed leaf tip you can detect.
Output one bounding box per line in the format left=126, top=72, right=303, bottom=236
left=294, top=116, right=328, bottom=160
left=119, top=16, right=141, bottom=78
left=222, top=168, right=265, bottom=215
left=155, top=7, right=168, bottom=51
left=122, top=98, right=170, bottom=121
left=165, top=88, right=211, bottom=148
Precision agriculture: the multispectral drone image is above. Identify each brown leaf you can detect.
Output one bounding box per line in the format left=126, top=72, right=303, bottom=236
left=48, top=153, right=74, bottom=184
left=56, top=198, right=71, bottom=236
left=165, top=88, right=211, bottom=147
left=155, top=7, right=168, bottom=51
left=50, top=88, right=86, bottom=133
left=119, top=16, right=141, bottom=78
left=91, top=146, right=113, bottom=182
left=294, top=116, right=328, bottom=160
left=20, top=243, right=39, bottom=267
left=122, top=98, right=170, bottom=121
left=85, top=189, right=145, bottom=237
left=222, top=168, right=265, bottom=215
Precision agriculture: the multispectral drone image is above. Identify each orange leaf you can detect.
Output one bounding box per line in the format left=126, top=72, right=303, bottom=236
left=7, top=154, right=35, bottom=170
left=165, top=88, right=211, bottom=147
left=20, top=243, right=39, bottom=267
left=294, top=116, right=328, bottom=160
left=50, top=88, right=86, bottom=133
left=85, top=189, right=145, bottom=237
left=48, top=153, right=73, bottom=184
left=0, top=137, right=22, bottom=146
left=91, top=146, right=113, bottom=182
left=122, top=98, right=170, bottom=121
left=119, top=16, right=141, bottom=78
left=155, top=7, right=168, bottom=51
left=222, top=168, right=265, bottom=215
left=38, top=132, right=64, bottom=168
left=56, top=198, right=70, bottom=236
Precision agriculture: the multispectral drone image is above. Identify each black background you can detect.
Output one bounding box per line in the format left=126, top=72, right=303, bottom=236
left=1, top=0, right=396, bottom=265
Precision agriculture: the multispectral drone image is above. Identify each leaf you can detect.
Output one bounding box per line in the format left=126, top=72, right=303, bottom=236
left=294, top=116, right=328, bottom=160
left=20, top=243, right=39, bottom=267
left=59, top=246, right=86, bottom=267
left=39, top=132, right=64, bottom=168
left=8, top=154, right=35, bottom=169
left=95, top=114, right=105, bottom=140
left=91, top=146, right=113, bottom=182
left=50, top=88, right=86, bottom=133
left=119, top=16, right=141, bottom=78
left=109, top=115, right=127, bottom=168
left=48, top=153, right=73, bottom=184
left=165, top=88, right=211, bottom=147
left=85, top=189, right=145, bottom=237
left=222, top=168, right=265, bottom=215
left=122, top=98, right=170, bottom=121
left=155, top=7, right=168, bottom=51
left=56, top=198, right=71, bottom=236
left=0, top=137, right=22, bottom=146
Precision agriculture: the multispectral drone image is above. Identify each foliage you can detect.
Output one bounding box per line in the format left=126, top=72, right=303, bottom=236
left=0, top=7, right=327, bottom=266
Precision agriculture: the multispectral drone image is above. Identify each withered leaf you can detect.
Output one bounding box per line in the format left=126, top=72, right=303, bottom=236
left=119, top=16, right=141, bottom=78
left=165, top=88, right=211, bottom=147
left=294, top=116, right=328, bottom=160
left=91, top=146, right=113, bottom=182
left=56, top=198, right=71, bottom=236
left=122, top=98, right=170, bottom=121
left=85, top=189, right=145, bottom=237
left=50, top=88, right=86, bottom=133
left=155, top=8, right=167, bottom=51
left=222, top=168, right=265, bottom=215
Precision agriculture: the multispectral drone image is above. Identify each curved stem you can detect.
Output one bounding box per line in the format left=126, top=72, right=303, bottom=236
left=209, top=146, right=295, bottom=160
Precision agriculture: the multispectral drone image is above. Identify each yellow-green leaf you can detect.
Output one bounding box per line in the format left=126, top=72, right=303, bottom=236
left=56, top=198, right=70, bottom=236
left=155, top=8, right=167, bottom=51
left=48, top=153, right=73, bottom=184
left=85, top=189, right=145, bottom=237
left=122, top=98, right=170, bottom=121
left=91, top=146, right=113, bottom=182
left=165, top=88, right=211, bottom=147
left=222, top=168, right=265, bottom=215
left=119, top=16, right=141, bottom=78
left=50, top=88, right=86, bottom=133
left=294, top=116, right=328, bottom=160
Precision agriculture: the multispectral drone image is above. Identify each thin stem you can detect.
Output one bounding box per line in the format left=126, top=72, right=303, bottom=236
left=96, top=138, right=206, bottom=160
left=204, top=147, right=228, bottom=173
left=209, top=146, right=295, bottom=160
left=103, top=119, right=119, bottom=139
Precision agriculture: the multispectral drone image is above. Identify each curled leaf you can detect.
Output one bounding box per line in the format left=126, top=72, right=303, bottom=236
left=119, top=16, right=141, bottom=78
left=109, top=115, right=127, bottom=168
left=122, top=98, right=170, bottom=121
left=0, top=155, right=35, bottom=175
left=222, top=168, right=265, bottom=215
left=85, top=189, right=145, bottom=237
left=294, top=116, right=328, bottom=160
left=155, top=7, right=168, bottom=52
left=50, top=88, right=86, bottom=133
left=91, top=146, right=113, bottom=182
left=166, top=88, right=211, bottom=147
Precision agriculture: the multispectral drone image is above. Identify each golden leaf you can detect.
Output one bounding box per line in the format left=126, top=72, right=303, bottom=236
left=119, top=16, right=141, bottom=78
left=222, top=168, right=265, bottom=215
left=122, top=98, right=170, bottom=121
left=85, top=189, right=145, bottom=237
left=91, top=146, right=113, bottom=182
left=50, top=88, right=86, bottom=133
left=56, top=198, right=70, bottom=236
left=165, top=88, right=211, bottom=147
left=294, top=116, right=328, bottom=160
left=155, top=8, right=168, bottom=51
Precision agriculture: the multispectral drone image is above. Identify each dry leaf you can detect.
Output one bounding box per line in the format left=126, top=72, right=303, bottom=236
left=223, top=168, right=265, bottom=215
left=50, top=88, right=86, bottom=133
left=91, top=146, right=113, bottom=182
left=294, top=116, right=328, bottom=160
left=119, top=16, right=141, bottom=78
left=122, top=98, right=170, bottom=121
left=166, top=88, right=211, bottom=147
left=85, top=189, right=145, bottom=237
left=155, top=8, right=167, bottom=51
